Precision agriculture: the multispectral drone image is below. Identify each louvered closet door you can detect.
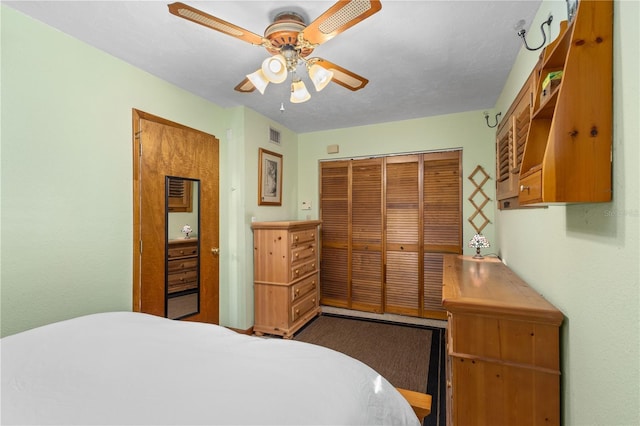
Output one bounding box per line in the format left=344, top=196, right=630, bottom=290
left=385, top=155, right=421, bottom=317
left=423, top=151, right=462, bottom=318
left=320, top=151, right=461, bottom=320
left=319, top=161, right=349, bottom=307
left=351, top=159, right=383, bottom=312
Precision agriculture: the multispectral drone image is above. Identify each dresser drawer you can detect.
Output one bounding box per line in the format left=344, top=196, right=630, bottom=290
left=168, top=242, right=198, bottom=259
left=167, top=257, right=198, bottom=273
left=167, top=270, right=198, bottom=294
left=290, top=258, right=317, bottom=281
left=291, top=244, right=316, bottom=264
left=291, top=292, right=318, bottom=324
left=290, top=228, right=317, bottom=246
left=291, top=273, right=318, bottom=302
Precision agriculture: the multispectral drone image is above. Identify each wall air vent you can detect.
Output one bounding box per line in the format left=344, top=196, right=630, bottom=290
left=269, top=127, right=281, bottom=145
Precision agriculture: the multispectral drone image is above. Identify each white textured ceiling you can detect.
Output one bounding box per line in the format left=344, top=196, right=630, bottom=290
left=4, top=0, right=542, bottom=133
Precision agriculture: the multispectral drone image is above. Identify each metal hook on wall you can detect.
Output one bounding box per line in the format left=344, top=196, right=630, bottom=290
left=483, top=111, right=501, bottom=128
left=515, top=14, right=554, bottom=52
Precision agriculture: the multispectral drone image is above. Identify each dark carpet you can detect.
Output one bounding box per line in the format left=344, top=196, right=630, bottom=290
left=293, top=313, right=446, bottom=426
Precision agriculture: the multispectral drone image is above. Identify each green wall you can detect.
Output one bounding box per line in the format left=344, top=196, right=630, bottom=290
left=0, top=5, right=237, bottom=335
left=2, top=1, right=638, bottom=424
left=492, top=1, right=639, bottom=424
left=0, top=5, right=300, bottom=334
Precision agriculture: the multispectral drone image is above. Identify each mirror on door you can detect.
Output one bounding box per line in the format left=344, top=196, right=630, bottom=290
left=166, top=177, right=200, bottom=319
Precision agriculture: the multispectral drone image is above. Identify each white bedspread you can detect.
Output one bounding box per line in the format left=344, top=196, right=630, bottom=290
left=1, top=312, right=420, bottom=425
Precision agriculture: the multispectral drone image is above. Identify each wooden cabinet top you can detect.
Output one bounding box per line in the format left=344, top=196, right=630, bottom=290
left=251, top=220, right=322, bottom=230
left=442, top=255, right=563, bottom=325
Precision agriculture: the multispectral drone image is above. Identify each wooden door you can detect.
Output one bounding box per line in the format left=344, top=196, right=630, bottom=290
left=319, top=161, right=350, bottom=307
left=385, top=155, right=421, bottom=316
left=132, top=110, right=220, bottom=324
left=319, top=151, right=461, bottom=320
left=423, top=151, right=462, bottom=319
left=350, top=159, right=383, bottom=312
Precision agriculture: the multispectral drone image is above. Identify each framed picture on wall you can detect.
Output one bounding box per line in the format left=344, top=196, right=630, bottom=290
left=258, top=148, right=283, bottom=206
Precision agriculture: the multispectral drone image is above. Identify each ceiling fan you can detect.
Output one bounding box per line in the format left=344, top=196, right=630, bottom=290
left=168, top=1, right=382, bottom=103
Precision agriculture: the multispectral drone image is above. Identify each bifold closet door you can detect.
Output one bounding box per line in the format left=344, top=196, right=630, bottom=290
left=423, top=151, right=462, bottom=318
left=350, top=159, right=383, bottom=312
left=319, top=161, right=349, bottom=307
left=384, top=155, right=421, bottom=316
left=319, top=159, right=383, bottom=312
left=320, top=151, right=461, bottom=320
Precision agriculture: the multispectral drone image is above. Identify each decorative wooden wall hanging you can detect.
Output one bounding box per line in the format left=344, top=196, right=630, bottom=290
left=467, top=165, right=491, bottom=234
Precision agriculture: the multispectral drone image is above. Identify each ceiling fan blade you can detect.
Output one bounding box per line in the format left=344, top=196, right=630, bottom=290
left=234, top=77, right=256, bottom=93
left=301, top=0, right=382, bottom=46
left=168, top=2, right=265, bottom=46
left=311, top=58, right=369, bottom=91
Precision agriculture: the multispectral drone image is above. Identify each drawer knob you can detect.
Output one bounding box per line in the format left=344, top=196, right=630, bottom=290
left=295, top=288, right=300, bottom=296
left=294, top=269, right=299, bottom=275
left=295, top=253, right=299, bottom=258
left=520, top=184, right=530, bottom=192
left=294, top=236, right=299, bottom=241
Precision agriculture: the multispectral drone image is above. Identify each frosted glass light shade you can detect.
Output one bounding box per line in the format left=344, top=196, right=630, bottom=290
left=261, top=55, right=287, bottom=83
left=290, top=80, right=311, bottom=103
left=246, top=69, right=269, bottom=94
left=308, top=64, right=334, bottom=92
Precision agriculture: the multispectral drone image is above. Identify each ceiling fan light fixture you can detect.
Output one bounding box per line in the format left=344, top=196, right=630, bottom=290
left=308, top=63, right=334, bottom=92
left=290, top=80, right=311, bottom=103
left=261, top=55, right=288, bottom=83
left=246, top=69, right=269, bottom=94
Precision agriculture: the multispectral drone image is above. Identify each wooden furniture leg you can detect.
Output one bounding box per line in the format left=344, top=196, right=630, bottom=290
left=396, top=387, right=432, bottom=422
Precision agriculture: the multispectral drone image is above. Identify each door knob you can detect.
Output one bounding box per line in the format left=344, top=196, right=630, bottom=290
left=211, top=248, right=220, bottom=255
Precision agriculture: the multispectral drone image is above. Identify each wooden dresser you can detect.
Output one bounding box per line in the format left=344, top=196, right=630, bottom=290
left=251, top=220, right=321, bottom=338
left=442, top=255, right=563, bottom=425
left=167, top=238, right=199, bottom=319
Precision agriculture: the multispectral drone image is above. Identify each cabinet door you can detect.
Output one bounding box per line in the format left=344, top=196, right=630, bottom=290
left=319, top=161, right=349, bottom=307
left=385, top=155, right=421, bottom=316
left=351, top=159, right=383, bottom=312
left=496, top=70, right=534, bottom=205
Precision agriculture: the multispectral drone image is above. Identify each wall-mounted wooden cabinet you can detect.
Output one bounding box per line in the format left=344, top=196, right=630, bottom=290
left=518, top=0, right=613, bottom=205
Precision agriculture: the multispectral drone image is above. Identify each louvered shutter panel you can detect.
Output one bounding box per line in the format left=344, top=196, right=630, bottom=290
left=320, top=161, right=349, bottom=306
left=423, top=151, right=462, bottom=317
left=385, top=155, right=420, bottom=316
left=350, top=159, right=383, bottom=311
left=167, top=177, right=192, bottom=212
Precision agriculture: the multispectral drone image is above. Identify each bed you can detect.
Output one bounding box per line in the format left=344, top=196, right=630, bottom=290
left=1, top=312, right=422, bottom=425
